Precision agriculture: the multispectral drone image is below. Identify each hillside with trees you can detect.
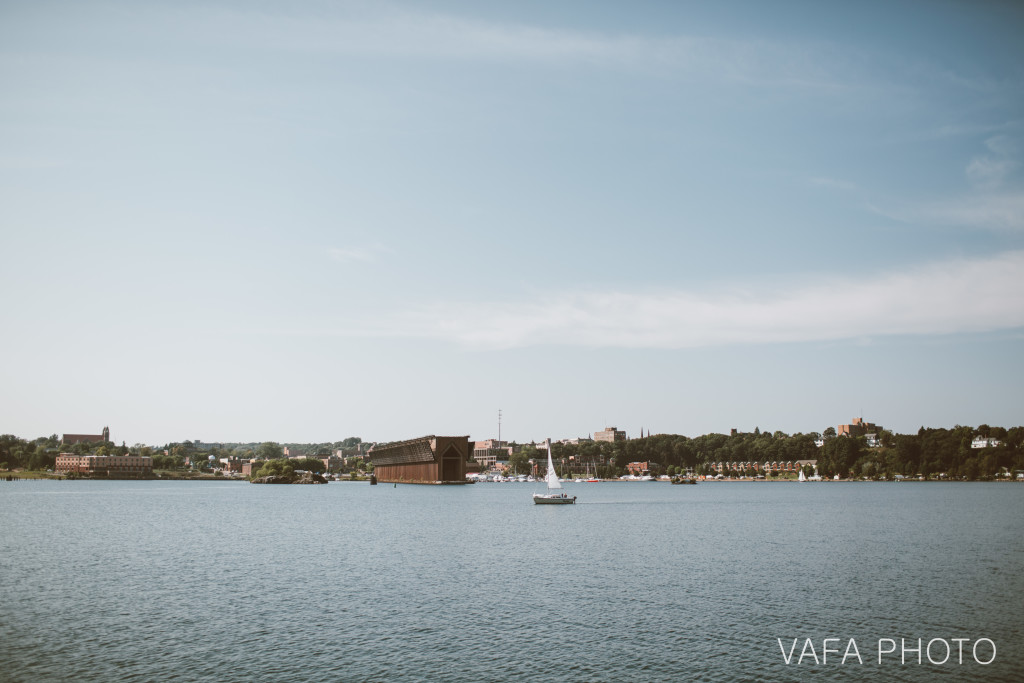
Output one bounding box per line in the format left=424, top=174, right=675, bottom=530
left=539, top=425, right=1024, bottom=480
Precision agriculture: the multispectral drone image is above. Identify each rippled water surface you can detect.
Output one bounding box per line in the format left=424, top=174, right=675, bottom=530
left=2, top=480, right=1022, bottom=682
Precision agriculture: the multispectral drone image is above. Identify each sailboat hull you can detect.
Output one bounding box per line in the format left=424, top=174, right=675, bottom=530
left=532, top=493, right=576, bottom=505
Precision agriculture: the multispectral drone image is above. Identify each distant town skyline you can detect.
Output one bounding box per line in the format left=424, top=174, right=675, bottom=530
left=2, top=1, right=1022, bottom=446
left=17, top=412, right=1014, bottom=450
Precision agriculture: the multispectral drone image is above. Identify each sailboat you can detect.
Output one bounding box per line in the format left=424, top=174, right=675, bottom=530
left=532, top=443, right=576, bottom=505
left=798, top=469, right=807, bottom=482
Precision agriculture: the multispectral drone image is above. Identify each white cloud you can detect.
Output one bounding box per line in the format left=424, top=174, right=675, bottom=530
left=362, top=251, right=1024, bottom=349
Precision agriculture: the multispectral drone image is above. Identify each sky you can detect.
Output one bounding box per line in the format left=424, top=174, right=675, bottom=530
left=2, top=0, right=1023, bottom=446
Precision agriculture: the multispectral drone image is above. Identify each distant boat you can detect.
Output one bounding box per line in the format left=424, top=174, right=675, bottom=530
left=532, top=443, right=576, bottom=505
left=798, top=470, right=807, bottom=482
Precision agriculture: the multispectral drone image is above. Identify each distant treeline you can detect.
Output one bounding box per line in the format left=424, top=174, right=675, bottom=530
left=0, top=435, right=366, bottom=473
left=523, top=425, right=1024, bottom=480
left=3, top=427, right=1022, bottom=480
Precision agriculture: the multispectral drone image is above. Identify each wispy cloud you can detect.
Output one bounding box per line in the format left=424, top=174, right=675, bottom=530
left=869, top=133, right=1024, bottom=231
left=0, top=156, right=72, bottom=170
left=966, top=157, right=1018, bottom=188
left=873, top=192, right=1024, bottom=233
left=966, top=134, right=1021, bottom=189
left=808, top=176, right=858, bottom=192
left=353, top=251, right=1024, bottom=350
left=327, top=244, right=388, bottom=264
left=184, top=5, right=888, bottom=92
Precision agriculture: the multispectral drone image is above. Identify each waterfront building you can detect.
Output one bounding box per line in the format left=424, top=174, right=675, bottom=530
left=626, top=461, right=651, bottom=476
left=219, top=458, right=245, bottom=473
left=594, top=427, right=626, bottom=443
left=712, top=460, right=814, bottom=475
left=55, top=452, right=152, bottom=477
left=972, top=437, right=1003, bottom=449
left=60, top=427, right=110, bottom=446
left=369, top=436, right=471, bottom=484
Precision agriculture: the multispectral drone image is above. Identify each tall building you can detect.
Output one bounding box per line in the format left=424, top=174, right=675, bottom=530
left=837, top=417, right=882, bottom=438
left=594, top=427, right=626, bottom=443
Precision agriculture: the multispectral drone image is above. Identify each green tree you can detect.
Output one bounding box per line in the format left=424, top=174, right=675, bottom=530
left=28, top=451, right=54, bottom=471
left=252, top=458, right=295, bottom=479
left=257, top=442, right=284, bottom=460
left=962, top=459, right=979, bottom=481
left=507, top=450, right=532, bottom=476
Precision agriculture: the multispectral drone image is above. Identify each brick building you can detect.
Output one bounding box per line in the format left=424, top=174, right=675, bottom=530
left=60, top=427, right=110, bottom=446
left=55, top=453, right=152, bottom=477
left=837, top=417, right=882, bottom=438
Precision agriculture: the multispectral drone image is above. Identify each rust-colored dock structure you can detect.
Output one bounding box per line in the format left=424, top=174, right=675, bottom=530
left=368, top=435, right=471, bottom=484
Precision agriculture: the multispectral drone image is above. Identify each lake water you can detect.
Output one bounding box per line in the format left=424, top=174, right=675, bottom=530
left=1, top=480, right=1022, bottom=682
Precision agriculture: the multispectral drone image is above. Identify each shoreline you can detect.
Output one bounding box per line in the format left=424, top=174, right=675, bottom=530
left=3, top=471, right=1019, bottom=484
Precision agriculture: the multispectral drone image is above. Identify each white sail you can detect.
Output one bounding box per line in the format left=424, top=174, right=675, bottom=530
left=545, top=444, right=562, bottom=489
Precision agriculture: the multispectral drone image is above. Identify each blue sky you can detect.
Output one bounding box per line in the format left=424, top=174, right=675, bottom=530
left=2, top=0, right=1022, bottom=446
